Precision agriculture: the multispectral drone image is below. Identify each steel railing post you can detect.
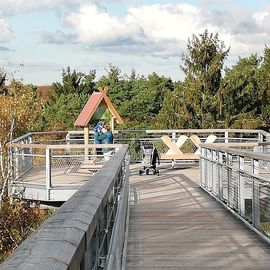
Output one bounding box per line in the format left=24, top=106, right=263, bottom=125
left=14, top=147, right=19, bottom=179
left=225, top=131, right=229, bottom=143
left=238, top=156, right=245, bottom=217
left=218, top=151, right=223, bottom=199
left=45, top=148, right=51, bottom=200
left=226, top=153, right=232, bottom=206
left=252, top=159, right=260, bottom=229
left=199, top=147, right=203, bottom=186
left=172, top=131, right=176, bottom=143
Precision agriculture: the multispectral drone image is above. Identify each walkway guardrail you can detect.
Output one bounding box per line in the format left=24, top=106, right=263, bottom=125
left=9, top=139, right=123, bottom=201
left=69, top=129, right=270, bottom=161
left=1, top=145, right=130, bottom=270
left=8, top=129, right=270, bottom=200
left=200, top=142, right=270, bottom=241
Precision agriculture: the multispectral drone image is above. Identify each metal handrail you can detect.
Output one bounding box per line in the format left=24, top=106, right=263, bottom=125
left=1, top=145, right=130, bottom=270
left=200, top=143, right=270, bottom=162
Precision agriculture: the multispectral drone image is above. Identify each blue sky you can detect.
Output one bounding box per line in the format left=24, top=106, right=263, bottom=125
left=0, top=0, right=269, bottom=85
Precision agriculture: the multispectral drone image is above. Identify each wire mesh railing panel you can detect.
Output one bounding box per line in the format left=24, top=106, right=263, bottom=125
left=180, top=139, right=198, bottom=153
left=199, top=149, right=208, bottom=188
left=241, top=175, right=253, bottom=222
left=51, top=156, right=99, bottom=184
left=259, top=181, right=270, bottom=237
left=32, top=133, right=68, bottom=145
left=200, top=144, right=270, bottom=242
left=123, top=140, right=141, bottom=162
left=212, top=154, right=219, bottom=196
left=243, top=157, right=253, bottom=173
left=259, top=160, right=270, bottom=175
left=220, top=164, right=228, bottom=202
left=16, top=148, right=33, bottom=179
left=228, top=167, right=239, bottom=211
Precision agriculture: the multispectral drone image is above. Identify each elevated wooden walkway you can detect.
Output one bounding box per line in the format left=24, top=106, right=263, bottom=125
left=126, top=164, right=270, bottom=270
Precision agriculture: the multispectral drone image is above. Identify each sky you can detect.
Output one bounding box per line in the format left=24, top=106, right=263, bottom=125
left=0, top=0, right=269, bottom=85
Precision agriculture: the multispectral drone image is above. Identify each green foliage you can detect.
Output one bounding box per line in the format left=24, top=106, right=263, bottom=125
left=98, top=66, right=173, bottom=128
left=38, top=93, right=88, bottom=131
left=35, top=33, right=269, bottom=131
left=38, top=66, right=97, bottom=131
left=156, top=82, right=193, bottom=128
left=257, top=47, right=270, bottom=127
left=121, top=73, right=171, bottom=123
left=181, top=30, right=230, bottom=128
left=218, top=54, right=261, bottom=128
left=52, top=66, right=96, bottom=97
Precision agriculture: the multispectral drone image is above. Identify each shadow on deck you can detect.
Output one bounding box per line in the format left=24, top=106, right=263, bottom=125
left=127, top=164, right=270, bottom=270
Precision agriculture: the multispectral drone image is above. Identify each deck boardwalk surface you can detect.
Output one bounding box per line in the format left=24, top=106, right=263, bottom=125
left=126, top=164, right=270, bottom=269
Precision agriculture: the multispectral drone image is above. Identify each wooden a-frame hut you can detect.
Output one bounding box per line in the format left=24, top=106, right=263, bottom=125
left=74, top=87, right=123, bottom=148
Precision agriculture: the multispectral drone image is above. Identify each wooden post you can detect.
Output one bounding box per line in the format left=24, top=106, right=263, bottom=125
left=84, top=127, right=89, bottom=159
left=110, top=117, right=114, bottom=133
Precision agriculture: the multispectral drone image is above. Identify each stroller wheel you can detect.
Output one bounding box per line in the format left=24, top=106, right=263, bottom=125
left=146, top=169, right=149, bottom=175
left=139, top=170, right=143, bottom=176
left=157, top=170, right=160, bottom=176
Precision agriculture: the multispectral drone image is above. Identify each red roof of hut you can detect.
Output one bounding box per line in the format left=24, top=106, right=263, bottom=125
left=74, top=87, right=123, bottom=127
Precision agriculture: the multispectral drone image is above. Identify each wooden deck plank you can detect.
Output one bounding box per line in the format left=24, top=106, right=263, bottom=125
left=17, top=164, right=96, bottom=186
left=127, top=164, right=270, bottom=269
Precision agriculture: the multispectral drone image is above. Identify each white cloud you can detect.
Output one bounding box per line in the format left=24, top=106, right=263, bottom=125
left=62, top=3, right=205, bottom=56
left=59, top=3, right=270, bottom=57
left=65, top=5, right=142, bottom=44
left=0, top=18, right=13, bottom=42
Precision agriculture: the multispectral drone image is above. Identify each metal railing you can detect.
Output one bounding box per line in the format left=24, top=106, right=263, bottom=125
left=0, top=145, right=130, bottom=270
left=8, top=129, right=270, bottom=201
left=68, top=129, right=270, bottom=161
left=200, top=142, right=270, bottom=241
left=9, top=132, right=124, bottom=201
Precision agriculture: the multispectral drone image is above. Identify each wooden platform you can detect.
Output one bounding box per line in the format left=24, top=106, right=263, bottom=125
left=17, top=164, right=97, bottom=186
left=10, top=162, right=102, bottom=201
left=126, top=164, right=270, bottom=269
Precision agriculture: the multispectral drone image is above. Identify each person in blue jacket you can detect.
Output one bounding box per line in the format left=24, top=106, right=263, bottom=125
left=94, top=121, right=104, bottom=144
left=96, top=124, right=113, bottom=144
left=95, top=124, right=114, bottom=159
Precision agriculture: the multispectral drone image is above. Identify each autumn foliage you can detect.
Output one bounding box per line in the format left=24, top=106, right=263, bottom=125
left=0, top=200, right=51, bottom=262
left=0, top=77, right=47, bottom=262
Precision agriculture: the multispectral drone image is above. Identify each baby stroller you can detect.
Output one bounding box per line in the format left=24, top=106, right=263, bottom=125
left=139, top=144, right=160, bottom=175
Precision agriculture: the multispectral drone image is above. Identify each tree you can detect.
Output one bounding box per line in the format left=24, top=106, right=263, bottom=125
left=119, top=72, right=173, bottom=127
left=0, top=81, right=43, bottom=202
left=156, top=82, right=194, bottom=129
left=0, top=68, right=8, bottom=95
left=97, top=64, right=131, bottom=109
left=181, top=30, right=230, bottom=128
left=218, top=54, right=262, bottom=128
left=38, top=67, right=96, bottom=131
left=51, top=67, right=96, bottom=97
left=257, top=47, right=270, bottom=128
left=39, top=93, right=88, bottom=131
left=0, top=75, right=52, bottom=262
